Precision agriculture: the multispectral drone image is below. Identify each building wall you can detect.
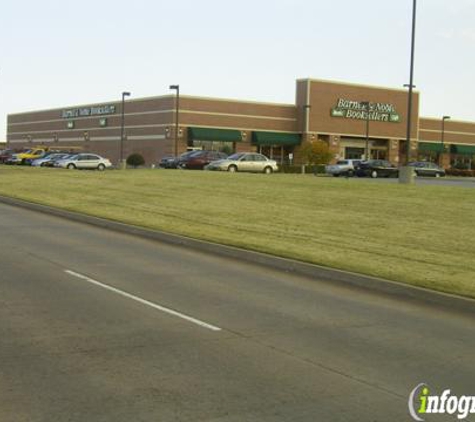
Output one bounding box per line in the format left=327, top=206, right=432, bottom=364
left=419, top=118, right=475, bottom=145
left=6, top=79, right=475, bottom=168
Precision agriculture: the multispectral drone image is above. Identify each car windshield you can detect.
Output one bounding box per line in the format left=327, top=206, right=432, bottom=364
left=227, top=153, right=245, bottom=160
left=336, top=161, right=349, bottom=165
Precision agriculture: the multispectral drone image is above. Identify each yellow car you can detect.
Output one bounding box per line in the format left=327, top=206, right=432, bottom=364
left=9, top=148, right=47, bottom=165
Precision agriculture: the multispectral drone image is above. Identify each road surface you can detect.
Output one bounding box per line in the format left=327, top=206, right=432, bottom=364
left=0, top=202, right=474, bottom=421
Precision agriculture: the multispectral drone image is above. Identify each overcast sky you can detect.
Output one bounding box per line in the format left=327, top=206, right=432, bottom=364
left=1, top=0, right=474, bottom=140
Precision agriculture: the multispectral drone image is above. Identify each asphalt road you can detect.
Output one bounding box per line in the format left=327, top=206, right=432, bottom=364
left=0, top=203, right=474, bottom=422
left=336, top=175, right=475, bottom=187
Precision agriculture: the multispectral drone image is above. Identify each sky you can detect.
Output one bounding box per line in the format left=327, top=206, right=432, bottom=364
left=1, top=0, right=474, bottom=140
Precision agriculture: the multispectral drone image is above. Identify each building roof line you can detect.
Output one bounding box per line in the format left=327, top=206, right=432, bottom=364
left=296, top=77, right=420, bottom=94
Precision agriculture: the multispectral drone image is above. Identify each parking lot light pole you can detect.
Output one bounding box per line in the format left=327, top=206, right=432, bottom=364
left=360, top=101, right=370, bottom=161
left=441, top=115, right=450, bottom=148
left=120, top=91, right=131, bottom=167
left=399, top=0, right=417, bottom=184
left=169, top=85, right=180, bottom=157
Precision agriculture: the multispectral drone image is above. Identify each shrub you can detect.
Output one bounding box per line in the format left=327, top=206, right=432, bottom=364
left=300, top=140, right=333, bottom=165
left=446, top=169, right=475, bottom=177
left=126, top=153, right=145, bottom=168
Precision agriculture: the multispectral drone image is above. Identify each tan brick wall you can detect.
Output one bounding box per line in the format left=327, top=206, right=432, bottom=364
left=300, top=79, right=419, bottom=140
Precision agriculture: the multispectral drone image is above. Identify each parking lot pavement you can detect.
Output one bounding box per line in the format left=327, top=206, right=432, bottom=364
left=330, top=176, right=475, bottom=187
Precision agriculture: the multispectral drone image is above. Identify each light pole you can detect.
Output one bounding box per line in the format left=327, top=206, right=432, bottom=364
left=400, top=0, right=417, bottom=184
left=303, top=104, right=311, bottom=134
left=405, top=0, right=417, bottom=165
left=360, top=101, right=370, bottom=160
left=441, top=115, right=450, bottom=148
left=169, top=85, right=180, bottom=157
left=120, top=91, right=131, bottom=166
left=440, top=115, right=450, bottom=166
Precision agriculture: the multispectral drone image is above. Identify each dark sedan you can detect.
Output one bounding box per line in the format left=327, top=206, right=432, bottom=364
left=0, top=149, right=16, bottom=164
left=356, top=160, right=399, bottom=178
left=178, top=150, right=228, bottom=170
left=408, top=161, right=445, bottom=177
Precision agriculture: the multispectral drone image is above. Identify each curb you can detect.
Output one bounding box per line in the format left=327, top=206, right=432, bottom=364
left=1, top=195, right=474, bottom=315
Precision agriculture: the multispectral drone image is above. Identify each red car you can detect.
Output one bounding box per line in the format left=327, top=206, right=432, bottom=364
left=178, top=150, right=228, bottom=170
left=0, top=149, right=16, bottom=164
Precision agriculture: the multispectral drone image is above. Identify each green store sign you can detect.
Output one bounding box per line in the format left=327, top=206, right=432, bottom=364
left=331, top=98, right=401, bottom=123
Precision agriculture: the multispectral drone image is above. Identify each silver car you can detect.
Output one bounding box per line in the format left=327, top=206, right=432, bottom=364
left=325, top=159, right=362, bottom=177
left=55, top=153, right=112, bottom=171
left=205, top=152, right=279, bottom=174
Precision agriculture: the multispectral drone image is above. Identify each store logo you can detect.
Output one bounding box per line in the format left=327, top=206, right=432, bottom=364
left=408, top=383, right=475, bottom=420
left=331, top=98, right=401, bottom=123
left=61, top=105, right=116, bottom=119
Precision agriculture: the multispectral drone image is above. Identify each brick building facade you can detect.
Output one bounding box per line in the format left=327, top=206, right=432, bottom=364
left=7, top=79, right=475, bottom=168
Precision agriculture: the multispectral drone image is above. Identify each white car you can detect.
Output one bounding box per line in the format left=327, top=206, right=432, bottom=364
left=325, top=159, right=362, bottom=177
left=55, top=153, right=112, bottom=171
left=205, top=152, right=279, bottom=174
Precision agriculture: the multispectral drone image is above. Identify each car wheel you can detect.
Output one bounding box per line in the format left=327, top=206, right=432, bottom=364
left=228, top=165, right=237, bottom=173
left=97, top=163, right=106, bottom=171
left=333, top=174, right=340, bottom=177
left=263, top=166, right=273, bottom=174
left=371, top=170, right=378, bottom=178
left=67, top=163, right=76, bottom=170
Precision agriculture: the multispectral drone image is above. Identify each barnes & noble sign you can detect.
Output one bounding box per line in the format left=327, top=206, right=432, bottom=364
left=331, top=99, right=401, bottom=123
left=61, top=105, right=116, bottom=119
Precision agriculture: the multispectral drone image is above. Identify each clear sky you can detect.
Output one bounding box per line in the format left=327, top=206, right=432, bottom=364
left=1, top=0, right=474, bottom=140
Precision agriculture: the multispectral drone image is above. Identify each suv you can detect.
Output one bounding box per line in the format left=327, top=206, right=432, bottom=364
left=325, top=159, right=362, bottom=177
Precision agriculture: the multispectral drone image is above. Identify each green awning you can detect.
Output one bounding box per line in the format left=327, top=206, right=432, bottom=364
left=188, top=127, right=243, bottom=142
left=418, top=142, right=445, bottom=153
left=450, top=144, right=475, bottom=155
left=252, top=131, right=301, bottom=146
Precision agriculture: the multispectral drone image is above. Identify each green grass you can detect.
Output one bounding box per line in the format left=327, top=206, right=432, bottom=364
left=1, top=166, right=475, bottom=298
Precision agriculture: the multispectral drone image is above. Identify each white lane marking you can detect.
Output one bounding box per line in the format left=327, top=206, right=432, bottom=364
left=64, top=270, right=222, bottom=332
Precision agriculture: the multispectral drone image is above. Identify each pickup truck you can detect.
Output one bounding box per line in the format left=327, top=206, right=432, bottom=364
left=325, top=159, right=362, bottom=177
left=8, top=148, right=47, bottom=165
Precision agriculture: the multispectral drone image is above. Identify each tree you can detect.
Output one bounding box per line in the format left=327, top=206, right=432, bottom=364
left=300, top=140, right=333, bottom=165
left=126, top=153, right=145, bottom=168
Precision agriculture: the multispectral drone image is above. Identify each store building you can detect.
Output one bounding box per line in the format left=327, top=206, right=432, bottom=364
left=6, top=78, right=475, bottom=168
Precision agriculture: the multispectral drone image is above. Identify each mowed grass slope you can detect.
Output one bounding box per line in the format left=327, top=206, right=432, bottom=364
left=1, top=166, right=474, bottom=298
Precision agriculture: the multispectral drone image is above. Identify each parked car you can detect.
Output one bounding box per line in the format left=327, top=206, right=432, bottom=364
left=325, top=159, right=362, bottom=177
left=55, top=153, right=112, bottom=170
left=0, top=149, right=16, bottom=164
left=31, top=153, right=71, bottom=167
left=42, top=154, right=75, bottom=168
left=159, top=155, right=178, bottom=169
left=9, top=148, right=47, bottom=165
left=356, top=160, right=399, bottom=178
left=408, top=161, right=445, bottom=177
left=178, top=150, right=228, bottom=170
left=205, top=152, right=279, bottom=174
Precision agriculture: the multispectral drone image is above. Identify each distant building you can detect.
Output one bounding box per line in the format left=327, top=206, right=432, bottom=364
left=6, top=78, right=475, bottom=168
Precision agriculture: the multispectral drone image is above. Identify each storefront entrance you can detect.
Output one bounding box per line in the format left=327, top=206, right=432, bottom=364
left=258, top=145, right=294, bottom=164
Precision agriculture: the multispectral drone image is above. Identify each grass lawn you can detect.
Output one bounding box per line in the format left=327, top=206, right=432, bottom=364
left=1, top=166, right=474, bottom=298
